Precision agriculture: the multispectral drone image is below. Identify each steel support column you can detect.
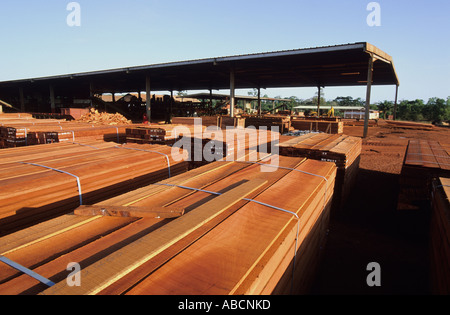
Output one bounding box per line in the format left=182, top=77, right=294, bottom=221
left=317, top=86, right=321, bottom=116
left=363, top=55, right=374, bottom=139
left=393, top=84, right=399, bottom=121
left=50, top=84, right=56, bottom=113
left=146, top=75, right=151, bottom=122
left=230, top=69, right=235, bottom=118
left=257, top=87, right=262, bottom=116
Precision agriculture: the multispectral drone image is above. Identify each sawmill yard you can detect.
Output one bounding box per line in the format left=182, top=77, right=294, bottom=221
left=0, top=114, right=448, bottom=296
left=0, top=44, right=448, bottom=297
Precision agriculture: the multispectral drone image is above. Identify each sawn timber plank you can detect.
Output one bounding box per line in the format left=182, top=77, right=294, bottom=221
left=41, top=179, right=268, bottom=295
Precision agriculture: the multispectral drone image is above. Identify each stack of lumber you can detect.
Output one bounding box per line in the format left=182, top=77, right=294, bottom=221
left=342, top=119, right=378, bottom=127
left=0, top=141, right=189, bottom=236
left=165, top=116, right=246, bottom=130
left=218, top=116, right=246, bottom=129
left=398, top=140, right=450, bottom=210
left=244, top=116, right=291, bottom=135
left=126, top=124, right=207, bottom=146
left=177, top=127, right=280, bottom=168
left=384, top=120, right=434, bottom=131
left=430, top=177, right=450, bottom=295
left=292, top=117, right=340, bottom=122
left=278, top=133, right=362, bottom=211
left=126, top=127, right=170, bottom=144
left=60, top=108, right=90, bottom=120
left=291, top=120, right=344, bottom=134
left=126, top=125, right=280, bottom=168
left=0, top=121, right=134, bottom=149
left=0, top=155, right=336, bottom=295
left=0, top=113, right=34, bottom=121
left=172, top=116, right=220, bottom=127
left=0, top=116, right=65, bottom=148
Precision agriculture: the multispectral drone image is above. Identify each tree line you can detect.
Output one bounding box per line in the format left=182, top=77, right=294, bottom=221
left=280, top=95, right=450, bottom=124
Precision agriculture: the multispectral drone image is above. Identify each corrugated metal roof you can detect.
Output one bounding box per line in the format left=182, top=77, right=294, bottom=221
left=0, top=42, right=399, bottom=100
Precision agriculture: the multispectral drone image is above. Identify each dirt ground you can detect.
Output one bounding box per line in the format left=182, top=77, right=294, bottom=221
left=310, top=121, right=450, bottom=295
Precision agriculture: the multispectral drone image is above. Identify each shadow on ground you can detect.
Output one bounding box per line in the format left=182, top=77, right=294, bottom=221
left=310, top=168, right=431, bottom=295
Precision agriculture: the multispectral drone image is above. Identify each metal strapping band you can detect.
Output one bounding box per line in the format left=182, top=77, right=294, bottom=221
left=0, top=255, right=55, bottom=287
left=69, top=142, right=101, bottom=150
left=19, top=162, right=83, bottom=205
left=152, top=182, right=301, bottom=294
left=67, top=131, right=75, bottom=142
left=108, top=127, right=120, bottom=143
left=234, top=160, right=329, bottom=209
left=115, top=146, right=171, bottom=178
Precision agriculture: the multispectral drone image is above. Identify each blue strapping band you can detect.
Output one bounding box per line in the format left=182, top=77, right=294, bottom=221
left=114, top=146, right=171, bottom=178
left=19, top=162, right=83, bottom=206
left=0, top=255, right=55, bottom=287
left=151, top=182, right=301, bottom=294
left=69, top=142, right=101, bottom=150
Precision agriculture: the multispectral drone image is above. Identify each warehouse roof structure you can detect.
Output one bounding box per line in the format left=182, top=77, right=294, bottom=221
left=182, top=93, right=292, bottom=102
left=0, top=42, right=399, bottom=137
left=0, top=42, right=399, bottom=95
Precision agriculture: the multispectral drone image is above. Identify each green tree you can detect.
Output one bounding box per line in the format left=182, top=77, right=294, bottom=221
left=397, top=99, right=425, bottom=121
left=333, top=96, right=365, bottom=107
left=377, top=101, right=394, bottom=119
left=424, top=97, right=449, bottom=123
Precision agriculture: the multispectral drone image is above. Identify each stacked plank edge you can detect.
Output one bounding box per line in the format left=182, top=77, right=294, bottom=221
left=385, top=120, right=434, bottom=131
left=291, top=120, right=344, bottom=134
left=398, top=140, right=450, bottom=210
left=0, top=154, right=336, bottom=295
left=244, top=116, right=292, bottom=134
left=126, top=124, right=280, bottom=168
left=278, top=133, right=362, bottom=213
left=0, top=141, right=189, bottom=236
left=430, top=177, right=450, bottom=295
left=0, top=114, right=137, bottom=149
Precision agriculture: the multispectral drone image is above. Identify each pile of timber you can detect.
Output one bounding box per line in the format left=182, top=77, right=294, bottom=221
left=342, top=119, right=378, bottom=127
left=0, top=116, right=62, bottom=148
left=77, top=109, right=132, bottom=125
left=293, top=117, right=340, bottom=122
left=126, top=126, right=174, bottom=145
left=291, top=119, right=344, bottom=134
left=244, top=116, right=291, bottom=134
left=126, top=125, right=280, bottom=168
left=398, top=140, right=450, bottom=210
left=384, top=120, right=434, bottom=131
left=219, top=116, right=246, bottom=129
left=430, top=177, right=450, bottom=295
left=0, top=155, right=336, bottom=295
left=0, top=120, right=134, bottom=149
left=278, top=133, right=362, bottom=212
left=0, top=141, right=189, bottom=236
left=170, top=116, right=246, bottom=130
left=172, top=116, right=220, bottom=127
left=125, top=124, right=207, bottom=145
left=180, top=127, right=281, bottom=168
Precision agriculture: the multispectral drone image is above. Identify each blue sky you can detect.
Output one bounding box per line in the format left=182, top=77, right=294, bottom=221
left=0, top=0, right=448, bottom=103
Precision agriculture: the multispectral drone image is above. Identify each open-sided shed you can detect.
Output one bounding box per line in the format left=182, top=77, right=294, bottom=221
left=0, top=42, right=399, bottom=137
